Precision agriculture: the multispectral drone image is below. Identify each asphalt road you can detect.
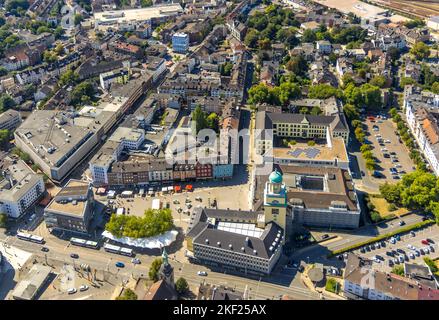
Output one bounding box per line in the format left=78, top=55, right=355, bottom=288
left=0, top=233, right=322, bottom=300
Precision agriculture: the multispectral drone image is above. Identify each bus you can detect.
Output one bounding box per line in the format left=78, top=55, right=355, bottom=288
left=70, top=237, right=99, bottom=249
left=17, top=231, right=44, bottom=244
left=103, top=243, right=134, bottom=257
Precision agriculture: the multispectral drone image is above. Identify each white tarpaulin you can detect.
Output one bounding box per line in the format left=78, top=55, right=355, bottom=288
left=101, top=230, right=178, bottom=249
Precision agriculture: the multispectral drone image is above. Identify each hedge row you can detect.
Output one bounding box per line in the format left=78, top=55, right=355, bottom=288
left=328, top=219, right=435, bottom=257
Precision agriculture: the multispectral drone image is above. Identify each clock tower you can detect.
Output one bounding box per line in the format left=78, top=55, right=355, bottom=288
left=263, top=169, right=287, bottom=236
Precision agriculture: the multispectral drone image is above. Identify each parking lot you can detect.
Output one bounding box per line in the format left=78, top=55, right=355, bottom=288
left=364, top=114, right=415, bottom=183
left=348, top=225, right=439, bottom=273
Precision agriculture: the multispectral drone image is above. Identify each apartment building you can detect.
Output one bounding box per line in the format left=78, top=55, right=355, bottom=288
left=0, top=159, right=45, bottom=218
left=0, top=109, right=21, bottom=131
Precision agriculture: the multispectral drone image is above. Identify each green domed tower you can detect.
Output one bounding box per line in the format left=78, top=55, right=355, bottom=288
left=263, top=168, right=287, bottom=235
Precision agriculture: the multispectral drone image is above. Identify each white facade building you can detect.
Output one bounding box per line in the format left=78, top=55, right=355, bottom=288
left=0, top=160, right=45, bottom=218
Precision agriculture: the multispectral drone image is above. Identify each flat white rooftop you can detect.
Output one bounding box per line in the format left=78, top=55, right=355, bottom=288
left=94, top=4, right=183, bottom=24
left=313, top=0, right=388, bottom=18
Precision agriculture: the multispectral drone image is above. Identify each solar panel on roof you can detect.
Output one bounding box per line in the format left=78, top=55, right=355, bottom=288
left=288, top=148, right=304, bottom=157
left=305, top=148, right=320, bottom=159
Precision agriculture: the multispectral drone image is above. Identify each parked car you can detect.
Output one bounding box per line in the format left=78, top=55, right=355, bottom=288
left=430, top=245, right=435, bottom=252
left=41, top=247, right=49, bottom=252
left=70, top=253, right=79, bottom=259
left=427, top=238, right=435, bottom=244
left=410, top=231, right=416, bottom=237
left=79, top=285, right=89, bottom=292
left=115, top=262, right=125, bottom=268
left=394, top=258, right=400, bottom=264
left=409, top=252, right=415, bottom=259
left=131, top=258, right=141, bottom=264
left=197, top=271, right=208, bottom=276
left=388, top=260, right=394, bottom=267
left=360, top=247, right=366, bottom=253
left=67, top=288, right=77, bottom=294
left=398, top=256, right=404, bottom=263
left=424, top=247, right=430, bottom=254
left=399, top=221, right=406, bottom=226
left=414, top=250, right=420, bottom=257
left=397, top=248, right=405, bottom=254
left=322, top=234, right=329, bottom=240
left=386, top=251, right=393, bottom=257
left=421, top=239, right=429, bottom=245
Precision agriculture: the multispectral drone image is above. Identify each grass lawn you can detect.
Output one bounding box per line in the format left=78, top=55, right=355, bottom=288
left=369, top=195, right=409, bottom=218
left=325, top=277, right=341, bottom=294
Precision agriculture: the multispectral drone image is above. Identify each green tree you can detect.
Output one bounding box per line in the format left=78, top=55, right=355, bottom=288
left=244, top=29, right=259, bottom=48
left=369, top=75, right=387, bottom=88
left=361, top=84, right=382, bottom=110
left=299, top=107, right=308, bottom=114
left=310, top=106, right=322, bottom=115
left=149, top=258, right=163, bottom=282
left=175, top=277, right=189, bottom=295
left=379, top=182, right=401, bottom=204
left=387, top=47, right=400, bottom=62
left=43, top=50, right=57, bottom=63
left=192, top=105, right=207, bottom=134
left=206, top=113, right=219, bottom=133
left=0, top=213, right=7, bottom=228
left=400, top=77, right=417, bottom=88
left=74, top=14, right=84, bottom=26
left=59, top=69, right=78, bottom=87
left=70, top=81, right=96, bottom=106
left=301, top=29, right=316, bottom=43
left=325, top=278, right=339, bottom=294
left=140, top=0, right=153, bottom=7
left=285, top=55, right=307, bottom=76
left=343, top=103, right=359, bottom=120
left=105, top=208, right=173, bottom=238
left=258, top=38, right=271, bottom=50
left=277, top=81, right=300, bottom=105
left=424, top=257, right=439, bottom=273
left=248, top=83, right=270, bottom=105
left=116, top=288, right=138, bottom=300
left=410, top=42, right=430, bottom=61
left=0, top=94, right=15, bottom=113
left=0, top=129, right=10, bottom=148
left=219, top=62, right=233, bottom=76
left=308, top=84, right=339, bottom=99
left=391, top=265, right=404, bottom=276
left=432, top=82, right=439, bottom=94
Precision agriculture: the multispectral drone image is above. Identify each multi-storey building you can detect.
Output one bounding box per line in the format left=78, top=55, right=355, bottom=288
left=0, top=159, right=45, bottom=218
left=186, top=170, right=286, bottom=275
left=172, top=33, right=189, bottom=54
left=404, top=86, right=439, bottom=175
left=0, top=109, right=21, bottom=131
left=99, top=68, right=130, bottom=90
left=344, top=253, right=439, bottom=300
left=44, top=179, right=95, bottom=235
left=255, top=111, right=349, bottom=156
